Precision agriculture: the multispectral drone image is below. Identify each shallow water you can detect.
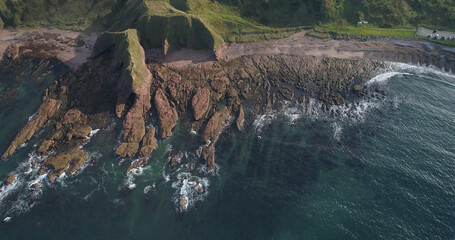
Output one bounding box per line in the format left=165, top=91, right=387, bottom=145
left=0, top=63, right=454, bottom=240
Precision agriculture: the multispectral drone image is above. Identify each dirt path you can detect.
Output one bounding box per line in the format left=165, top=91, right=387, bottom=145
left=0, top=28, right=98, bottom=70
left=163, top=31, right=455, bottom=72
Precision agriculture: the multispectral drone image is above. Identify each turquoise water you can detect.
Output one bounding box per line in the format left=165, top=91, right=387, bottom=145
left=0, top=63, right=454, bottom=239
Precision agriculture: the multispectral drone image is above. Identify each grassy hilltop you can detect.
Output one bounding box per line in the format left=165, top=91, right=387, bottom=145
left=0, top=0, right=454, bottom=48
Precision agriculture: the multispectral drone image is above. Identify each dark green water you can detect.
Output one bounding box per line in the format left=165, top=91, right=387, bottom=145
left=0, top=63, right=454, bottom=240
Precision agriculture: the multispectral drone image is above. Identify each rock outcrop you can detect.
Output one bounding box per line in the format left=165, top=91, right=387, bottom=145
left=2, top=95, right=60, bottom=159
left=191, top=88, right=211, bottom=121
left=139, top=126, right=158, bottom=158
left=39, top=148, right=88, bottom=182
left=201, top=107, right=231, bottom=172
left=154, top=88, right=178, bottom=139
left=203, top=107, right=230, bottom=144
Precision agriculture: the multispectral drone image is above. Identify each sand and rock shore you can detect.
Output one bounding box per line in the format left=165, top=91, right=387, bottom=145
left=1, top=27, right=454, bottom=192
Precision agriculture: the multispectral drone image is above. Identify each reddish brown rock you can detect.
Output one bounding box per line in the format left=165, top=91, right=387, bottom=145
left=116, top=142, right=140, bottom=158
left=202, top=145, right=215, bottom=173
left=2, top=96, right=60, bottom=159
left=191, top=88, right=211, bottom=121
left=154, top=88, right=178, bottom=139
left=38, top=140, right=54, bottom=155
left=210, top=76, right=229, bottom=94
left=39, top=148, right=88, bottom=182
left=139, top=127, right=158, bottom=158
left=116, top=69, right=152, bottom=157
left=125, top=158, right=148, bottom=176
left=5, top=175, right=16, bottom=185
left=203, top=107, right=230, bottom=143
left=70, top=125, right=92, bottom=139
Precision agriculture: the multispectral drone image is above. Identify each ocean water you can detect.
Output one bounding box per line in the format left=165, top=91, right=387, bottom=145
left=0, top=63, right=454, bottom=240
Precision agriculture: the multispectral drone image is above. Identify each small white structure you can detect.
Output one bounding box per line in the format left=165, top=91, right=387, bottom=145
left=357, top=20, right=369, bottom=25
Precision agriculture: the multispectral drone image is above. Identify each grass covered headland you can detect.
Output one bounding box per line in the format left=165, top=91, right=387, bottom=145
left=0, top=0, right=454, bottom=49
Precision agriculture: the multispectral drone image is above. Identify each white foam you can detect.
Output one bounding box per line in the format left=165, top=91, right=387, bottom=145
left=172, top=172, right=209, bottom=212
left=89, top=129, right=100, bottom=137
left=366, top=71, right=412, bottom=86
left=27, top=113, right=36, bottom=122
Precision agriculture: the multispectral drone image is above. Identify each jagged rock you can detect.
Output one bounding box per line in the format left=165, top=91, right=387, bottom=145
left=2, top=96, right=60, bottom=159
left=39, top=148, right=88, bottom=182
left=5, top=175, right=16, bottom=185
left=154, top=88, right=178, bottom=139
left=70, top=125, right=92, bottom=139
left=236, top=106, right=245, bottom=131
left=139, top=126, right=158, bottom=158
left=203, top=107, right=230, bottom=143
left=31, top=183, right=40, bottom=189
left=62, top=109, right=84, bottom=125
left=116, top=142, right=140, bottom=158
left=38, top=140, right=54, bottom=155
left=191, top=88, right=211, bottom=121
left=210, top=76, right=229, bottom=95
left=125, top=158, right=148, bottom=176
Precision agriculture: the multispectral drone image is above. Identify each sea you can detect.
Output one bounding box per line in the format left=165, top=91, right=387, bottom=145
left=0, top=61, right=454, bottom=240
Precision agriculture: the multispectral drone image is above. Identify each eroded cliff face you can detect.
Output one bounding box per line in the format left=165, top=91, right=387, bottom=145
left=2, top=33, right=385, bottom=183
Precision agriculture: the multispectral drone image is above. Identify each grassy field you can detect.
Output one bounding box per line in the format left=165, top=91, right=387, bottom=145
left=316, top=24, right=416, bottom=38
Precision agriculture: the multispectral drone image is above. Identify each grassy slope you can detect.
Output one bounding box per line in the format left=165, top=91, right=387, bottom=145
left=93, top=29, right=149, bottom=89
left=0, top=0, right=453, bottom=48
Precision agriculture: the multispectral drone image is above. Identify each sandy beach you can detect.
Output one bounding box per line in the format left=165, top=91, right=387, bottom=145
left=162, top=30, right=455, bottom=72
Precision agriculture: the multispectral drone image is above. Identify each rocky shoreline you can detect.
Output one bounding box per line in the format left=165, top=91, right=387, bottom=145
left=1, top=29, right=386, bottom=186
left=5, top=27, right=452, bottom=213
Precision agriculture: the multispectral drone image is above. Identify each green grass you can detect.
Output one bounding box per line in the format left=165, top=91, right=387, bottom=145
left=94, top=29, right=149, bottom=90
left=416, top=36, right=455, bottom=48
left=316, top=24, right=416, bottom=38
